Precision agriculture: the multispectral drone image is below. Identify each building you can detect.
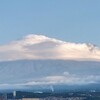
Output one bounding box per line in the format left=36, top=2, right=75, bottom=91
left=22, top=98, right=40, bottom=100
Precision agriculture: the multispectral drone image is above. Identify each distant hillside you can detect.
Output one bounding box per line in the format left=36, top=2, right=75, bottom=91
left=0, top=60, right=100, bottom=91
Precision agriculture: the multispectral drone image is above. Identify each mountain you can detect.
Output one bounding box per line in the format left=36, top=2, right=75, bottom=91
left=0, top=34, right=100, bottom=91
left=0, top=60, right=100, bottom=91
left=0, top=34, right=100, bottom=61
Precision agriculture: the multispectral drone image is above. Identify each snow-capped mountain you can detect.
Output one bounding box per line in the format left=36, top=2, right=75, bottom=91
left=0, top=34, right=100, bottom=90
left=0, top=34, right=100, bottom=61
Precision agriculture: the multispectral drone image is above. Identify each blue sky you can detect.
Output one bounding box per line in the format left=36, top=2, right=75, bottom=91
left=0, top=0, right=100, bottom=46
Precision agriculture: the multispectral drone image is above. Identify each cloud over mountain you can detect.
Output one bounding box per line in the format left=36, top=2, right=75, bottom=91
left=27, top=72, right=100, bottom=85
left=0, top=34, right=100, bottom=61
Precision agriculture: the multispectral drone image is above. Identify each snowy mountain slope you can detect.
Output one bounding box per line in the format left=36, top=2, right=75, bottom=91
left=0, top=34, right=100, bottom=61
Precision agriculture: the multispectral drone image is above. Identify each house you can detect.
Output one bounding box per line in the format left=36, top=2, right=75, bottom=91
left=22, top=98, right=40, bottom=100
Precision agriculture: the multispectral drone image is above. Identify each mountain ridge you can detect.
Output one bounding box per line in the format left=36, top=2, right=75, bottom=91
left=0, top=34, right=100, bottom=61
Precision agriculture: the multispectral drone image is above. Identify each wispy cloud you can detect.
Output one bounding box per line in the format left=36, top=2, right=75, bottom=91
left=27, top=72, right=100, bottom=85
left=0, top=72, right=99, bottom=87
left=0, top=34, right=100, bottom=61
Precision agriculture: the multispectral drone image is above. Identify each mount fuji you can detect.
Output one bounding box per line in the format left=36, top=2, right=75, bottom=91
left=0, top=34, right=100, bottom=91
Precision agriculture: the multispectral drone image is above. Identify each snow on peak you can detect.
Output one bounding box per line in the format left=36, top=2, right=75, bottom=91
left=0, top=34, right=100, bottom=61
left=13, top=34, right=65, bottom=46
left=23, top=34, right=49, bottom=43
left=24, top=34, right=48, bottom=39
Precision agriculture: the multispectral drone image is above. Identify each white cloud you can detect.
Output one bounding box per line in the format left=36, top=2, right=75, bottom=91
left=24, top=72, right=100, bottom=85
left=0, top=72, right=100, bottom=87
left=0, top=34, right=100, bottom=61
